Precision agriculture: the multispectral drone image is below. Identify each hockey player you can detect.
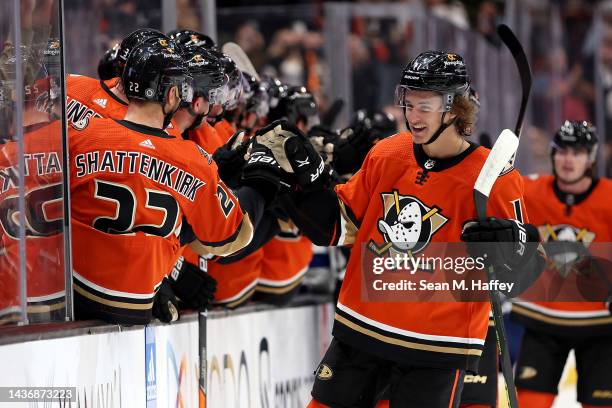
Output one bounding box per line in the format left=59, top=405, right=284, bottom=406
left=512, top=121, right=612, bottom=408
left=68, top=40, right=282, bottom=324
left=68, top=29, right=183, bottom=136
left=254, top=51, right=544, bottom=407
left=0, top=43, right=65, bottom=324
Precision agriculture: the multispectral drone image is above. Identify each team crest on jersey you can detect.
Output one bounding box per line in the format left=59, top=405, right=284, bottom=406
left=539, top=223, right=595, bottom=275
left=539, top=223, right=595, bottom=245
left=368, top=190, right=448, bottom=257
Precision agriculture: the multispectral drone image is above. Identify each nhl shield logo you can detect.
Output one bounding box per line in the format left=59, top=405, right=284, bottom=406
left=369, top=190, right=448, bottom=256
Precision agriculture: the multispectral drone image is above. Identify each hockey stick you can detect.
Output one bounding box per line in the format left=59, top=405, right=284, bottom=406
left=473, top=129, right=520, bottom=408
left=222, top=42, right=260, bottom=81
left=497, top=24, right=532, bottom=165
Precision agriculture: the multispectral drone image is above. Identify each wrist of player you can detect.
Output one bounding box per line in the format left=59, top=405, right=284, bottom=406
left=153, top=278, right=180, bottom=323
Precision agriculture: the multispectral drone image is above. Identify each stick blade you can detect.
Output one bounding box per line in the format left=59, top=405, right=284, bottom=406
left=474, top=129, right=519, bottom=200
left=221, top=42, right=260, bottom=81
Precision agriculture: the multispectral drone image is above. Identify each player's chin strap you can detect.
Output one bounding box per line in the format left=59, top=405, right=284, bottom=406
left=162, top=102, right=180, bottom=130
left=424, top=113, right=456, bottom=145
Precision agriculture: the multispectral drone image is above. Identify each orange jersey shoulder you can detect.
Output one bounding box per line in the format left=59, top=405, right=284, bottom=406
left=188, top=122, right=224, bottom=153
left=213, top=119, right=236, bottom=144
left=66, top=75, right=128, bottom=126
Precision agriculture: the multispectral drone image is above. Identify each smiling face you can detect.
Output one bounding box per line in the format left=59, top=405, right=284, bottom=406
left=553, top=146, right=591, bottom=184
left=402, top=90, right=451, bottom=144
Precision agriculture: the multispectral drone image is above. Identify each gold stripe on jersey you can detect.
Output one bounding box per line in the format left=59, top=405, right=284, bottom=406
left=512, top=303, right=612, bottom=326
left=214, top=285, right=257, bottom=309
left=255, top=272, right=306, bottom=295
left=189, top=213, right=254, bottom=257
left=335, top=313, right=483, bottom=357
left=73, top=284, right=153, bottom=310
left=338, top=199, right=358, bottom=246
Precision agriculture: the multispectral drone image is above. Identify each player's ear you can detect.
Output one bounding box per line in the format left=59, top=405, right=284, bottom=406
left=167, top=85, right=181, bottom=108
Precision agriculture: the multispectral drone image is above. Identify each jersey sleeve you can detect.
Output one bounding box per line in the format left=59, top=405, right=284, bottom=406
left=177, top=142, right=253, bottom=257
left=487, top=168, right=529, bottom=223
left=334, top=150, right=378, bottom=245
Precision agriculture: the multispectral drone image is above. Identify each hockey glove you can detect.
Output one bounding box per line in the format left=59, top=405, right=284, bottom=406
left=153, top=278, right=180, bottom=323
left=241, top=138, right=283, bottom=205
left=254, top=119, right=328, bottom=192
left=461, top=217, right=540, bottom=270
left=213, top=131, right=249, bottom=188
left=170, top=256, right=217, bottom=311
left=332, top=124, right=375, bottom=175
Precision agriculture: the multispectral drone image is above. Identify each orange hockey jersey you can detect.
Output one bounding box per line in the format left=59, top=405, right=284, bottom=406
left=69, top=118, right=252, bottom=323
left=257, top=228, right=313, bottom=300
left=188, top=121, right=224, bottom=154
left=512, top=174, right=612, bottom=335
left=213, top=119, right=236, bottom=144
left=0, top=120, right=66, bottom=324
left=66, top=75, right=182, bottom=137
left=333, top=132, right=528, bottom=371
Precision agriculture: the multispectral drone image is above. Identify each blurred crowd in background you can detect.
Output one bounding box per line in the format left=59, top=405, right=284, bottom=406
left=56, top=0, right=612, bottom=178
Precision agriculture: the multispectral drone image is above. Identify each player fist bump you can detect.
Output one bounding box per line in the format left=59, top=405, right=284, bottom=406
left=253, top=119, right=328, bottom=191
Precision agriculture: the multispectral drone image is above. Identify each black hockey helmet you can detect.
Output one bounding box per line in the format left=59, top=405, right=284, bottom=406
left=242, top=72, right=269, bottom=118
left=350, top=109, right=397, bottom=141
left=551, top=120, right=598, bottom=161
left=207, top=49, right=242, bottom=110
left=98, top=43, right=121, bottom=80
left=395, top=51, right=470, bottom=112
left=262, top=76, right=289, bottom=109
left=168, top=29, right=216, bottom=50
left=267, top=85, right=319, bottom=129
left=122, top=39, right=193, bottom=105
left=117, top=28, right=169, bottom=67
left=180, top=45, right=227, bottom=105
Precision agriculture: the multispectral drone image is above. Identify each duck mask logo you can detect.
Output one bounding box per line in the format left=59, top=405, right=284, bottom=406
left=369, top=190, right=448, bottom=256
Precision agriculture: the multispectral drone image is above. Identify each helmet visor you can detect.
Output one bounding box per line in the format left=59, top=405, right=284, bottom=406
left=394, top=85, right=450, bottom=112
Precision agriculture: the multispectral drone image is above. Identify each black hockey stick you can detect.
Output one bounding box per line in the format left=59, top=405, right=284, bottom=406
left=497, top=24, right=532, bottom=164
left=473, top=130, right=520, bottom=408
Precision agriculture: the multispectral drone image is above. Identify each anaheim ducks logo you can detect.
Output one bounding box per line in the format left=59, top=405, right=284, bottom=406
left=158, top=38, right=169, bottom=47
left=539, top=223, right=595, bottom=274
left=49, top=40, right=60, bottom=49
left=539, top=224, right=595, bottom=245
left=447, top=53, right=456, bottom=61
left=368, top=190, right=448, bottom=256
left=315, top=364, right=333, bottom=380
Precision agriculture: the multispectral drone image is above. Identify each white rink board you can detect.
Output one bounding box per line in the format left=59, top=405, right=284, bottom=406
left=147, top=320, right=200, bottom=408
left=0, top=330, right=145, bottom=407
left=206, top=303, right=334, bottom=408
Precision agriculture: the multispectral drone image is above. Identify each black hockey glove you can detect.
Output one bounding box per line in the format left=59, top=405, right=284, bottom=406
left=169, top=256, right=217, bottom=311
left=153, top=278, right=180, bottom=323
left=332, top=124, right=375, bottom=175
left=212, top=131, right=249, bottom=188
left=461, top=217, right=540, bottom=270
left=241, top=138, right=283, bottom=205
left=253, top=119, right=328, bottom=192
